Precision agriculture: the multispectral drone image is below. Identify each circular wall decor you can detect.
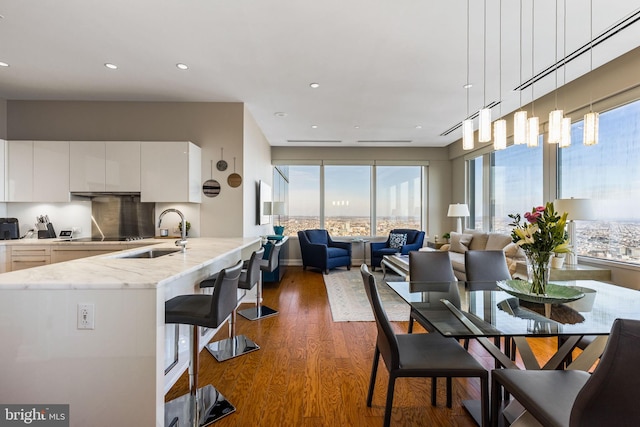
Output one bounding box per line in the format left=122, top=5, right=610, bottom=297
left=202, top=179, right=221, bottom=198
left=216, top=148, right=228, bottom=171
left=227, top=157, right=242, bottom=188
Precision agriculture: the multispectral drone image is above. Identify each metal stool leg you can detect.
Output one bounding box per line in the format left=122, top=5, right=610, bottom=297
left=238, top=274, right=278, bottom=320
left=206, top=306, right=259, bottom=362
left=165, top=326, right=236, bottom=426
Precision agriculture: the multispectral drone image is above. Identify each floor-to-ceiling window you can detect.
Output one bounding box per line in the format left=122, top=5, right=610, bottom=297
left=375, top=166, right=422, bottom=235
left=276, top=163, right=425, bottom=237
left=491, top=141, right=543, bottom=233
left=281, top=165, right=321, bottom=235
left=324, top=165, right=371, bottom=236
left=558, top=99, right=640, bottom=265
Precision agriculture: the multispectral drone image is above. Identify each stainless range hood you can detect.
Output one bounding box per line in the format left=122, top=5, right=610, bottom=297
left=71, top=193, right=155, bottom=239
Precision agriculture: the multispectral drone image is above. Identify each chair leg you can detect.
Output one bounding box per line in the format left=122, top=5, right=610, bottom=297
left=431, top=377, right=437, bottom=406
left=481, top=374, right=490, bottom=427
left=238, top=274, right=278, bottom=320
left=384, top=375, right=396, bottom=427
left=491, top=375, right=502, bottom=427
left=205, top=308, right=260, bottom=362
left=165, top=325, right=236, bottom=425
left=367, top=348, right=380, bottom=407
left=408, top=315, right=414, bottom=333
left=446, top=377, right=452, bottom=408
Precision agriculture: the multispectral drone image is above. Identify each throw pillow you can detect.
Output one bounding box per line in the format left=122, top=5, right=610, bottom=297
left=449, top=232, right=473, bottom=253
left=389, top=233, right=408, bottom=249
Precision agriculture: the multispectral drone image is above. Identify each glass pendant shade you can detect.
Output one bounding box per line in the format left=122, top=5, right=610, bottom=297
left=527, top=116, right=540, bottom=147
left=493, top=119, right=507, bottom=150
left=583, top=111, right=599, bottom=146
left=478, top=108, right=492, bottom=142
left=559, top=117, right=572, bottom=148
left=513, top=110, right=528, bottom=145
left=462, top=119, right=474, bottom=150
left=548, top=109, right=564, bottom=144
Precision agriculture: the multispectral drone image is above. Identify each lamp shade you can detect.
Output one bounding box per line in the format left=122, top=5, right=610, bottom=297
left=271, top=201, right=286, bottom=215
left=554, top=198, right=595, bottom=221
left=447, top=203, right=470, bottom=217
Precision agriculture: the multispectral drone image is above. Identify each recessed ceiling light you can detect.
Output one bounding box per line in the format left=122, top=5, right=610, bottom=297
left=463, top=83, right=473, bottom=89
left=354, top=125, right=360, bottom=129
left=104, top=63, right=118, bottom=70
left=274, top=112, right=288, bottom=118
left=0, top=61, right=9, bottom=67
left=415, top=125, right=423, bottom=129
left=309, top=82, right=320, bottom=88
left=311, top=125, right=318, bottom=129
left=176, top=63, right=189, bottom=70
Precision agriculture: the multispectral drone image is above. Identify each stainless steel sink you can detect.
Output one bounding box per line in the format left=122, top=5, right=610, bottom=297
left=119, top=248, right=182, bottom=259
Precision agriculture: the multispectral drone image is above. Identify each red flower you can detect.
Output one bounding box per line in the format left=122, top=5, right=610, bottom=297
left=524, top=211, right=541, bottom=223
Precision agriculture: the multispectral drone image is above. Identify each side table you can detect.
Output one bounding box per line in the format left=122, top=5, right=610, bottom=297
left=352, top=238, right=370, bottom=265
left=427, top=241, right=445, bottom=250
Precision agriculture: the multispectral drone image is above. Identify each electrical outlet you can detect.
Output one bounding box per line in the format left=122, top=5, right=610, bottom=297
left=77, top=303, right=95, bottom=330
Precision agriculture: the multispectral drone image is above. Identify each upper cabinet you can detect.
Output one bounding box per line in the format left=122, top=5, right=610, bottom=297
left=141, top=141, right=201, bottom=203
left=70, top=141, right=140, bottom=192
left=7, top=140, right=70, bottom=202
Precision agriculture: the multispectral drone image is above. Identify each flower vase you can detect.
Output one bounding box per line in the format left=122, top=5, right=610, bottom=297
left=525, top=251, right=552, bottom=295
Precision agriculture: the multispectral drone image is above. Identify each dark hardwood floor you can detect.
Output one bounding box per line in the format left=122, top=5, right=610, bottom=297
left=165, top=266, right=558, bottom=426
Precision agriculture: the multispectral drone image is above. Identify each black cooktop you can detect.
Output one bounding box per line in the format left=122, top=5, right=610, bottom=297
left=64, top=237, right=149, bottom=242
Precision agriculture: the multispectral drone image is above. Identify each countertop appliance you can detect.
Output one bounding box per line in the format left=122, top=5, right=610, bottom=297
left=0, top=218, right=20, bottom=240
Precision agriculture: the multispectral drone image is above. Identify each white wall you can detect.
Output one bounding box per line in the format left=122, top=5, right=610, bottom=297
left=242, top=107, right=274, bottom=238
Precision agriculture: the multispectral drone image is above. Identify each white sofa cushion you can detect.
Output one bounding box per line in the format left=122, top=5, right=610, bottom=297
left=486, top=233, right=513, bottom=250
left=464, top=229, right=490, bottom=250
left=449, top=232, right=473, bottom=253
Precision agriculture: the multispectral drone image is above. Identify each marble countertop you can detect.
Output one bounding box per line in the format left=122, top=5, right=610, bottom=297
left=0, top=237, right=260, bottom=290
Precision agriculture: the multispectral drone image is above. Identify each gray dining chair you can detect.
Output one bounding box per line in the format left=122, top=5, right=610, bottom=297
left=360, top=264, right=489, bottom=427
left=407, top=250, right=457, bottom=333
left=491, top=318, right=640, bottom=427
left=465, top=250, right=512, bottom=286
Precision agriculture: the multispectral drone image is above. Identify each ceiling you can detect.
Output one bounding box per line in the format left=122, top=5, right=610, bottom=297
left=1, top=0, right=639, bottom=148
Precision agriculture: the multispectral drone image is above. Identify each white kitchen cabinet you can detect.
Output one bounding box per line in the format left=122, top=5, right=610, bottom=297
left=141, top=141, right=201, bottom=203
left=34, top=141, right=70, bottom=202
left=70, top=141, right=140, bottom=192
left=7, top=140, right=70, bottom=202
left=70, top=141, right=105, bottom=192
left=106, top=142, right=140, bottom=191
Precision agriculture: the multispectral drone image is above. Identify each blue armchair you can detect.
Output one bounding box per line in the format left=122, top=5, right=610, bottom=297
left=370, top=229, right=426, bottom=270
left=298, top=229, right=352, bottom=274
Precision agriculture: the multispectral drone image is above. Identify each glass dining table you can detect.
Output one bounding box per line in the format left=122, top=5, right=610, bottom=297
left=387, top=279, right=640, bottom=368
left=386, top=279, right=640, bottom=425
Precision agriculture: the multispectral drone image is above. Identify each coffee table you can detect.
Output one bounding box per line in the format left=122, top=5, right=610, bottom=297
left=381, top=254, right=409, bottom=279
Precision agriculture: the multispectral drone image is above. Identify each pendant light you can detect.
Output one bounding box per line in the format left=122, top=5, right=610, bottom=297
left=462, top=0, right=474, bottom=150
left=513, top=0, right=528, bottom=145
left=548, top=0, right=563, bottom=144
left=583, top=0, right=599, bottom=146
left=559, top=117, right=572, bottom=148
left=493, top=0, right=506, bottom=151
left=559, top=0, right=572, bottom=148
left=527, top=0, right=539, bottom=148
left=478, top=0, right=492, bottom=143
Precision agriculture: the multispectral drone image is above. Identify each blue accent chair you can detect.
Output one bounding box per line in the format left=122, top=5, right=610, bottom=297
left=298, top=229, right=352, bottom=274
left=370, top=229, right=426, bottom=271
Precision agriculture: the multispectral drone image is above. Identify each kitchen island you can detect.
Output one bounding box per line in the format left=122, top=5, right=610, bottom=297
left=0, top=237, right=261, bottom=427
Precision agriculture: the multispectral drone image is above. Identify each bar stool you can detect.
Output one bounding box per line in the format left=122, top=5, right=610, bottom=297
left=238, top=240, right=283, bottom=320
left=164, top=260, right=243, bottom=427
left=200, top=247, right=264, bottom=362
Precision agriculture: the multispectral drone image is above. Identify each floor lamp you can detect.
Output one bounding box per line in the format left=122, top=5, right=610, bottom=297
left=554, top=198, right=594, bottom=265
left=447, top=203, right=470, bottom=234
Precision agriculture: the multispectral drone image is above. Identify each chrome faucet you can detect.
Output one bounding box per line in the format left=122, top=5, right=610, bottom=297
left=158, top=208, right=188, bottom=252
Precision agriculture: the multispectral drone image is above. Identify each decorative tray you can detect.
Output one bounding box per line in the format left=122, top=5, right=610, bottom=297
left=497, top=280, right=585, bottom=304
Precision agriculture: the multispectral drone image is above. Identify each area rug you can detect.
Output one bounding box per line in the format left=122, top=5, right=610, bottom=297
left=323, top=269, right=410, bottom=322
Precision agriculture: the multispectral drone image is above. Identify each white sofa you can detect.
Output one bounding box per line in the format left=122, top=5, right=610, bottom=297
left=434, top=229, right=525, bottom=280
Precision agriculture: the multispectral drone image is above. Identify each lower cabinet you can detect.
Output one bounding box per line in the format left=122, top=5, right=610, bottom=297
left=10, top=246, right=51, bottom=271
left=50, top=246, right=121, bottom=263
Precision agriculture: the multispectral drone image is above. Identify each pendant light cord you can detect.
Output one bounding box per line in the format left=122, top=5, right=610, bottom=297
left=531, top=0, right=535, bottom=116
left=466, top=0, right=470, bottom=118
left=483, top=0, right=487, bottom=109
